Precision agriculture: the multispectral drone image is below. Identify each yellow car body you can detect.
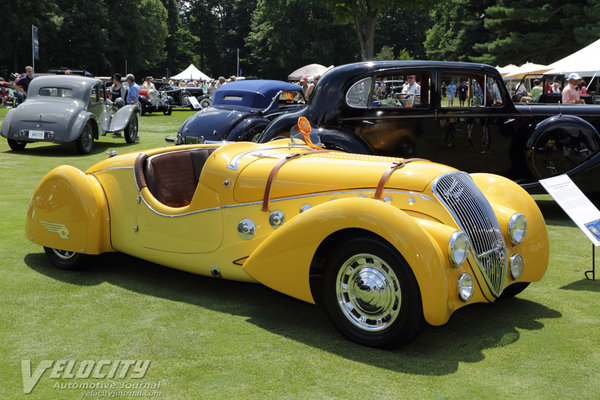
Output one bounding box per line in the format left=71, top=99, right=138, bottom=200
left=26, top=138, right=549, bottom=347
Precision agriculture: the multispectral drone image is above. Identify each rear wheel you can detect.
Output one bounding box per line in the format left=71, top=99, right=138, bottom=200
left=321, top=234, right=424, bottom=348
left=75, top=122, right=94, bottom=154
left=163, top=107, right=172, bottom=116
left=8, top=139, right=27, bottom=151
left=124, top=115, right=139, bottom=143
left=199, top=97, right=211, bottom=108
left=44, top=247, right=92, bottom=270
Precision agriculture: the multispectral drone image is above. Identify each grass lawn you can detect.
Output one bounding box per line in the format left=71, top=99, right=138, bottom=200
left=1, top=107, right=599, bottom=399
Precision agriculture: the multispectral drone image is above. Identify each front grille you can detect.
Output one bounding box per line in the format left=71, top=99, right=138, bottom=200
left=433, top=172, right=507, bottom=297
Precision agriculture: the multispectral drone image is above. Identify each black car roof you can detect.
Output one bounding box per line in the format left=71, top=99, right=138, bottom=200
left=322, top=60, right=499, bottom=78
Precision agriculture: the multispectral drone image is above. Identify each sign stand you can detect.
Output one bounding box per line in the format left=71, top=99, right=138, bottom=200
left=585, top=244, right=596, bottom=280
left=540, top=175, right=600, bottom=281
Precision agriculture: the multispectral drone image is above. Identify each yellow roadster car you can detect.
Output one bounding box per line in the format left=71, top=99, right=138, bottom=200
left=26, top=120, right=549, bottom=348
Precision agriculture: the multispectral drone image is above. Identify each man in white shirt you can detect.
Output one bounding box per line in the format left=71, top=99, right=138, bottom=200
left=401, top=75, right=420, bottom=105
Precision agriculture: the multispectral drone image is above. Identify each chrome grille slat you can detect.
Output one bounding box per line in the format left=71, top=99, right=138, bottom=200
left=433, top=172, right=507, bottom=296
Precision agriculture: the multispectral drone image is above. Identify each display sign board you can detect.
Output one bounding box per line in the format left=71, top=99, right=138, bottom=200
left=540, top=174, right=600, bottom=246
left=188, top=96, right=201, bottom=110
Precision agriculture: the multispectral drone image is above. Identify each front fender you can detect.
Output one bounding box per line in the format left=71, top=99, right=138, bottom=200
left=226, top=118, right=269, bottom=141
left=108, top=104, right=138, bottom=132
left=526, top=114, right=600, bottom=180
left=242, top=197, right=453, bottom=326
left=317, top=128, right=372, bottom=153
left=26, top=165, right=113, bottom=255
left=471, top=173, right=549, bottom=283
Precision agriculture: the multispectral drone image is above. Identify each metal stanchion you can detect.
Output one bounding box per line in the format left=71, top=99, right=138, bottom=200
left=585, top=244, right=596, bottom=280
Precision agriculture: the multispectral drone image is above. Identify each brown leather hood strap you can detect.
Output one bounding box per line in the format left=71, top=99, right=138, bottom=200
left=374, top=158, right=428, bottom=200
left=262, top=150, right=333, bottom=212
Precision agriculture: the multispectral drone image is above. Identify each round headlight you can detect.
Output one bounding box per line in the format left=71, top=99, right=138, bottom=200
left=510, top=253, right=524, bottom=279
left=508, top=213, right=527, bottom=245
left=449, top=231, right=469, bottom=266
left=458, top=273, right=474, bottom=301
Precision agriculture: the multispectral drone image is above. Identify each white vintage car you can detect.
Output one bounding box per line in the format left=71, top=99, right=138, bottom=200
left=1, top=75, right=139, bottom=154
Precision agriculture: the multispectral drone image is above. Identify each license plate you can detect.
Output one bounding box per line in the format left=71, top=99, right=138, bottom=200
left=28, top=130, right=45, bottom=139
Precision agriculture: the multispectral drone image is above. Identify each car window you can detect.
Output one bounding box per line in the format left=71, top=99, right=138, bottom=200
left=346, top=77, right=372, bottom=108
left=371, top=73, right=431, bottom=109
left=38, top=87, right=73, bottom=97
left=279, top=90, right=304, bottom=104
left=90, top=84, right=102, bottom=103
left=441, top=73, right=504, bottom=108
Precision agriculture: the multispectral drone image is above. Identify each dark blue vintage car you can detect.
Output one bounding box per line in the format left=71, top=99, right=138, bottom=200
left=169, top=80, right=306, bottom=144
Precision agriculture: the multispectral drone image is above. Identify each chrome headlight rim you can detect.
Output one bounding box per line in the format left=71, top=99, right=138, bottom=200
left=508, top=213, right=527, bottom=246
left=509, top=253, right=524, bottom=280
left=457, top=273, right=474, bottom=301
left=449, top=231, right=469, bottom=267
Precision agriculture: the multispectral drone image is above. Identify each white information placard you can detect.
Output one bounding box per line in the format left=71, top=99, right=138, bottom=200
left=188, top=96, right=201, bottom=110
left=540, top=174, right=600, bottom=246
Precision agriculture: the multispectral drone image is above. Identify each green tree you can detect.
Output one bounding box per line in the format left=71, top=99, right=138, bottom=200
left=425, top=0, right=492, bottom=62
left=375, top=2, right=432, bottom=60
left=473, top=0, right=588, bottom=65
left=3, top=0, right=61, bottom=75
left=246, top=0, right=359, bottom=79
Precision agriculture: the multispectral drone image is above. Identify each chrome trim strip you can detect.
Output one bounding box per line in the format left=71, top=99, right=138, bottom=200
left=90, top=166, right=133, bottom=174
left=138, top=188, right=434, bottom=218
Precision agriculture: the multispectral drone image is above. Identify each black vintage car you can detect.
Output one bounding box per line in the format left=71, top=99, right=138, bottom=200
left=153, top=81, right=211, bottom=109
left=258, top=61, right=600, bottom=195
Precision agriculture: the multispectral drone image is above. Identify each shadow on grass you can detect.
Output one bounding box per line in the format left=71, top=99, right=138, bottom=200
left=25, top=251, right=561, bottom=376
left=535, top=199, right=575, bottom=227
left=560, top=278, right=600, bottom=292
left=2, top=139, right=137, bottom=157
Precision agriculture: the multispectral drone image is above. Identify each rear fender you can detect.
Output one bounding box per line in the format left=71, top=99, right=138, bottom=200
left=108, top=104, right=138, bottom=132
left=242, top=197, right=452, bottom=326
left=70, top=112, right=97, bottom=140
left=26, top=165, right=112, bottom=254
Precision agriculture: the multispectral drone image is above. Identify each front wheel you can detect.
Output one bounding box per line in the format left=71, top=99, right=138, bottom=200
left=163, top=107, right=172, bottom=116
left=321, top=235, right=424, bottom=348
left=75, top=122, right=94, bottom=154
left=8, top=139, right=27, bottom=151
left=180, top=93, right=190, bottom=107
left=44, top=247, right=93, bottom=270
left=124, top=115, right=138, bottom=143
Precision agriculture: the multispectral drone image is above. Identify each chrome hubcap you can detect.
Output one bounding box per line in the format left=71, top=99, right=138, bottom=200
left=52, top=248, right=76, bottom=260
left=336, top=253, right=401, bottom=332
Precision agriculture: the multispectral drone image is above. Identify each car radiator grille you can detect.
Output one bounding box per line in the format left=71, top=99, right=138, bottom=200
left=433, top=172, right=507, bottom=297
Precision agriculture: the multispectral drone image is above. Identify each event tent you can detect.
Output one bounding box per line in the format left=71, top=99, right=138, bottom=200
left=496, top=64, right=518, bottom=77
left=288, top=64, right=330, bottom=81
left=545, top=38, right=600, bottom=76
left=171, top=64, right=212, bottom=81
left=504, top=62, right=551, bottom=79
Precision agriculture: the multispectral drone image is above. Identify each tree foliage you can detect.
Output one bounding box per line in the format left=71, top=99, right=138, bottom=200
left=6, top=0, right=600, bottom=80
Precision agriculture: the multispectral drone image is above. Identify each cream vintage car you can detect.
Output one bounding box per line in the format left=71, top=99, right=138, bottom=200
left=26, top=119, right=549, bottom=348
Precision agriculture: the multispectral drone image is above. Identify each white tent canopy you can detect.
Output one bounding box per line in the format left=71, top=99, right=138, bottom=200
left=504, top=62, right=551, bottom=79
left=496, top=64, right=518, bottom=77
left=171, top=64, right=212, bottom=81
left=288, top=64, right=330, bottom=81
left=545, top=39, right=600, bottom=76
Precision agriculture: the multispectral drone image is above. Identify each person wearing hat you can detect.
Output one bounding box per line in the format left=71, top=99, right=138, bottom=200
left=299, top=76, right=309, bottom=95
left=562, top=73, right=585, bottom=104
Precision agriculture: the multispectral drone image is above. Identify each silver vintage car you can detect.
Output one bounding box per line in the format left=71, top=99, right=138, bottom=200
left=1, top=75, right=139, bottom=154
